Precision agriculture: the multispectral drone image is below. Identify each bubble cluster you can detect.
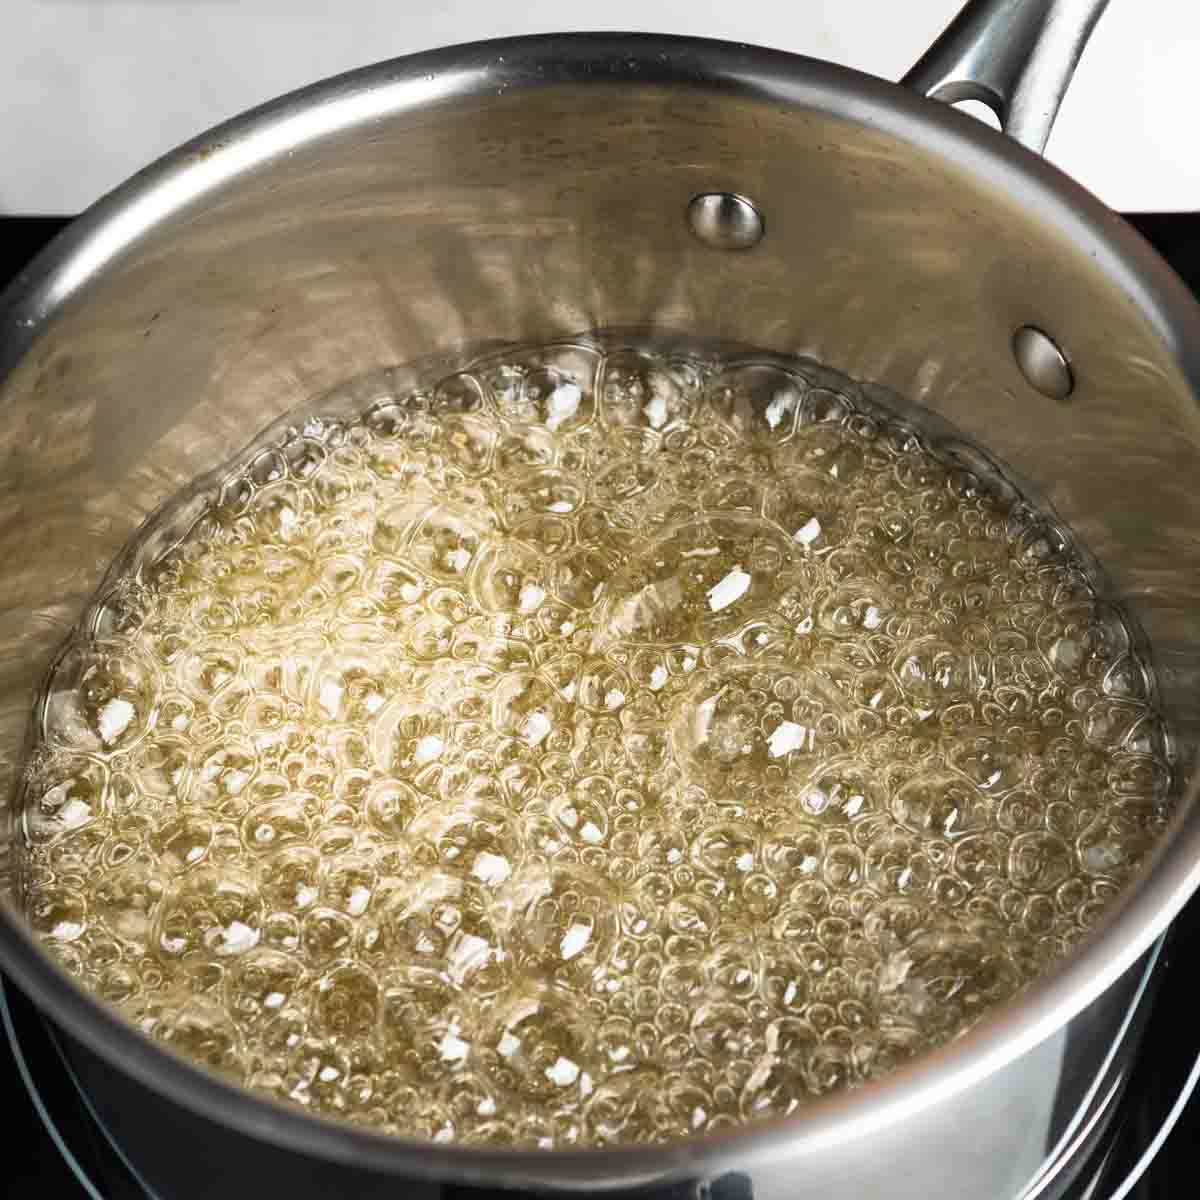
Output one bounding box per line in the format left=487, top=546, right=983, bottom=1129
left=20, top=337, right=1172, bottom=1147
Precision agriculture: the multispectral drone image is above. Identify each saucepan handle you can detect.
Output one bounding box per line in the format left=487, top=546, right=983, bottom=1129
left=902, top=0, right=1110, bottom=153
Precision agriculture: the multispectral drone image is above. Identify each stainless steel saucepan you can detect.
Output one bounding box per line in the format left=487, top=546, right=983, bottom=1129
left=2, top=2, right=1200, bottom=1197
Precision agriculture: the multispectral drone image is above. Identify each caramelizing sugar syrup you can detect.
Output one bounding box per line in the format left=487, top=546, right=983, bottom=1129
left=21, top=336, right=1172, bottom=1147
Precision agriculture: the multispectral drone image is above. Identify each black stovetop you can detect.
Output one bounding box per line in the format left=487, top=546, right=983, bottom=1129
left=2, top=213, right=1199, bottom=1200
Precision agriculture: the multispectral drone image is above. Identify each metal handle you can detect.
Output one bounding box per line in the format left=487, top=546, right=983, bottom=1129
left=902, top=0, right=1110, bottom=153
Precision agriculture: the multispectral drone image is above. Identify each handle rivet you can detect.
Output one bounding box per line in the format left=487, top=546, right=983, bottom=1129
left=1013, top=325, right=1073, bottom=400
left=687, top=193, right=764, bottom=251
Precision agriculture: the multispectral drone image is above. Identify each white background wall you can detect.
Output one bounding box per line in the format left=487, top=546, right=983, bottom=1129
left=2, top=0, right=1196, bottom=215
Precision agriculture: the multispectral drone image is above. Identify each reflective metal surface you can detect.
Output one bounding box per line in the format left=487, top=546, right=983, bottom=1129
left=1019, top=939, right=1163, bottom=1200
left=686, top=192, right=766, bottom=250
left=17, top=947, right=1156, bottom=1200
left=903, top=0, right=1111, bottom=151
left=1, top=7, right=1200, bottom=1200
left=1013, top=324, right=1075, bottom=399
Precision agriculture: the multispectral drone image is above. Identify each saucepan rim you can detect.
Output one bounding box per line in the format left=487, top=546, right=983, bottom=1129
left=2, top=31, right=1199, bottom=1192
